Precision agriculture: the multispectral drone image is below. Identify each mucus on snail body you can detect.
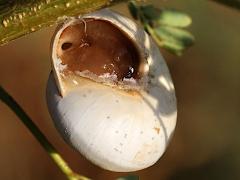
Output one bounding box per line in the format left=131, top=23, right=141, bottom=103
left=46, top=9, right=177, bottom=172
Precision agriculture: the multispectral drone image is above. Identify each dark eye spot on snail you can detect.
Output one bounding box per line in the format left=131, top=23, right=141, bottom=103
left=61, top=42, right=72, bottom=50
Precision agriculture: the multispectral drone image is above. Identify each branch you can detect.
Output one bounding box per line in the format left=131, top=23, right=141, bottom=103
left=0, top=0, right=127, bottom=45
left=0, top=86, right=90, bottom=180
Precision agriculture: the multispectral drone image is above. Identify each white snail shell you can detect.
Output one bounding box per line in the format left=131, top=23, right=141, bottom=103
left=46, top=9, right=177, bottom=172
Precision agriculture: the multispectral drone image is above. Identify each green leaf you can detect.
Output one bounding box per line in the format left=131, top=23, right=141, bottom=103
left=158, top=9, right=192, bottom=27
left=116, top=175, right=139, bottom=180
left=161, top=40, right=184, bottom=56
left=141, top=6, right=192, bottom=28
left=140, top=5, right=159, bottom=20
left=154, top=26, right=194, bottom=55
left=128, top=1, right=139, bottom=20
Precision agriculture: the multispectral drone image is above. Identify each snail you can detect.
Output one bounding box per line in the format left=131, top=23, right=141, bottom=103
left=46, top=9, right=177, bottom=172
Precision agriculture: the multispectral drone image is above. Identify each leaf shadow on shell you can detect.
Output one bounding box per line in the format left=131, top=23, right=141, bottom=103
left=110, top=11, right=177, bottom=147
left=141, top=23, right=177, bottom=147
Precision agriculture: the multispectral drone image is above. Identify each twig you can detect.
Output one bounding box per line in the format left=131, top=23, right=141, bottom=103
left=0, top=86, right=90, bottom=180
left=0, top=0, right=127, bottom=45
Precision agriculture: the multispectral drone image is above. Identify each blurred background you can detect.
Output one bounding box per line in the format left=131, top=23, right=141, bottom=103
left=0, top=0, right=240, bottom=179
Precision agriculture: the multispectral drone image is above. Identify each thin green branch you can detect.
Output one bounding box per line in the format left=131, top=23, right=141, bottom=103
left=0, top=0, right=127, bottom=45
left=145, top=24, right=163, bottom=47
left=135, top=6, right=164, bottom=49
left=0, top=86, right=90, bottom=180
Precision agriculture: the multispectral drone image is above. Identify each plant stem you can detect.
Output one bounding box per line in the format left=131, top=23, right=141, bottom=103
left=0, top=86, right=90, bottom=180
left=135, top=5, right=164, bottom=47
left=0, top=0, right=127, bottom=45
left=144, top=24, right=163, bottom=47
